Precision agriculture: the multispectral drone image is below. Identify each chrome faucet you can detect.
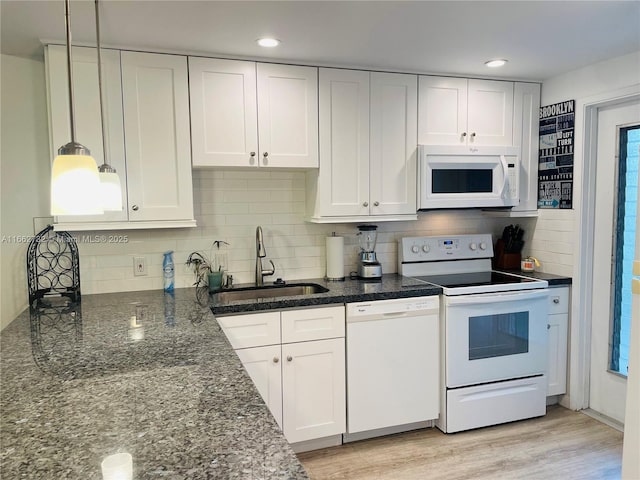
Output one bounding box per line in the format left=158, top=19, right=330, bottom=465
left=255, top=226, right=275, bottom=286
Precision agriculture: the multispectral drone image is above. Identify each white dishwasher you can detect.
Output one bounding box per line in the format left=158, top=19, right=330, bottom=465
left=345, top=296, right=440, bottom=440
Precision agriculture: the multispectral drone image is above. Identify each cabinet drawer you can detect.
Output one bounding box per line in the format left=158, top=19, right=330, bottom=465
left=281, top=306, right=345, bottom=343
left=548, top=286, right=570, bottom=314
left=218, top=311, right=281, bottom=348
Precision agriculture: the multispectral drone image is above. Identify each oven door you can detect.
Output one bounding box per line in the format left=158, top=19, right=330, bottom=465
left=444, top=289, right=549, bottom=388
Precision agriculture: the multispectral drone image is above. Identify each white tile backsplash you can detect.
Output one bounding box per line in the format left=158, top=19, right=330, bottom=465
left=74, top=169, right=539, bottom=294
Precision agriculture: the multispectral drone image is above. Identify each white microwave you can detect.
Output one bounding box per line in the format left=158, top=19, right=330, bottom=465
left=418, top=145, right=520, bottom=209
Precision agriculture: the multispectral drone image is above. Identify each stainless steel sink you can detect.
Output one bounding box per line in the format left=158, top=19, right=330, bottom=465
left=214, top=283, right=329, bottom=302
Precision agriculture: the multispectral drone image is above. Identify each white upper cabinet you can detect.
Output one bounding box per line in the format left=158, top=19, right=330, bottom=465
left=188, top=58, right=258, bottom=167
left=511, top=82, right=541, bottom=214
left=370, top=72, right=418, bottom=216
left=46, top=45, right=128, bottom=223
left=45, top=45, right=195, bottom=230
left=121, top=51, right=194, bottom=222
left=316, top=68, right=371, bottom=217
left=257, top=63, right=318, bottom=168
left=419, top=76, right=514, bottom=147
left=308, top=68, right=418, bottom=222
left=190, top=58, right=318, bottom=168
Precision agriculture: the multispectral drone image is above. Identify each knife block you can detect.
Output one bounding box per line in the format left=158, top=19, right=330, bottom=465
left=493, top=239, right=521, bottom=270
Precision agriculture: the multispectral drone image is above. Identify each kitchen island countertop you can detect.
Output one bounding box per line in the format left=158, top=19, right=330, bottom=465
left=1, top=275, right=441, bottom=479
left=0, top=288, right=307, bottom=480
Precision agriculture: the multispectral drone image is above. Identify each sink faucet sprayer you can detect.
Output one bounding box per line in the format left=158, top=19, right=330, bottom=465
left=255, top=226, right=275, bottom=286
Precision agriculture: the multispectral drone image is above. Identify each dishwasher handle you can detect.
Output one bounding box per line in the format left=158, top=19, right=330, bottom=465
left=347, top=307, right=439, bottom=323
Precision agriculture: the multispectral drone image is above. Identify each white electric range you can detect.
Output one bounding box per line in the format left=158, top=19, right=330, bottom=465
left=398, top=234, right=550, bottom=433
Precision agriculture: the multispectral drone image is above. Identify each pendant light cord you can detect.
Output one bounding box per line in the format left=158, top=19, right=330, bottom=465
left=94, top=0, right=111, bottom=170
left=64, top=0, right=76, bottom=143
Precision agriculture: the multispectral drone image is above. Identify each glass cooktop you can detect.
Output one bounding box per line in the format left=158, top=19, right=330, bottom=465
left=412, top=271, right=538, bottom=289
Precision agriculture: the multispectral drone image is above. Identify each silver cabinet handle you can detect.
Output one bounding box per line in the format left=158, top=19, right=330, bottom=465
left=373, top=201, right=380, bottom=207
left=250, top=152, right=256, bottom=157
left=287, top=355, right=293, bottom=362
left=132, top=205, right=139, bottom=211
left=553, top=298, right=560, bottom=304
left=273, top=357, right=279, bottom=363
left=470, top=132, right=476, bottom=138
left=249, top=151, right=256, bottom=165
left=547, top=324, right=551, bottom=330
left=461, top=132, right=467, bottom=137
left=263, top=152, right=269, bottom=157
left=363, top=202, right=369, bottom=207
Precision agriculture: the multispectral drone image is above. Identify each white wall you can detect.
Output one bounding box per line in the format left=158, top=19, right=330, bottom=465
left=75, top=168, right=530, bottom=295
left=0, top=54, right=51, bottom=331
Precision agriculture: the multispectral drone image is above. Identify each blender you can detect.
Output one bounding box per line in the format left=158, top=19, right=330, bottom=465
left=356, top=225, right=382, bottom=279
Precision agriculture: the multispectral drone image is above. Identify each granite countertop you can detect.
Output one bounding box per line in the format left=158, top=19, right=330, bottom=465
left=210, top=274, right=443, bottom=315
left=497, top=270, right=573, bottom=286
left=1, top=275, right=440, bottom=479
left=0, top=288, right=308, bottom=480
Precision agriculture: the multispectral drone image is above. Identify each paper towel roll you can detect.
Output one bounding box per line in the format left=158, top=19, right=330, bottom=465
left=326, top=235, right=345, bottom=281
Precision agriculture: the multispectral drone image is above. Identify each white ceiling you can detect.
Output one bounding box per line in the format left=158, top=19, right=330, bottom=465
left=2, top=0, right=639, bottom=82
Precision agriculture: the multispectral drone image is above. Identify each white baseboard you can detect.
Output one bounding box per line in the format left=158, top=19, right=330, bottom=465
left=290, top=434, right=343, bottom=453
left=342, top=421, right=433, bottom=443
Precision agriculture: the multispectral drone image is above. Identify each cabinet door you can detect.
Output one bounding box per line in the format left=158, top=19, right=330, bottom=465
left=189, top=57, right=258, bottom=168
left=256, top=63, right=318, bottom=168
left=46, top=45, right=128, bottom=222
left=121, top=51, right=194, bottom=221
left=370, top=72, right=418, bottom=215
left=547, top=313, right=569, bottom=395
left=418, top=76, right=467, bottom=145
left=318, top=68, right=370, bottom=216
left=547, top=287, right=570, bottom=396
left=467, top=79, right=514, bottom=146
left=282, top=338, right=346, bottom=443
left=235, top=345, right=283, bottom=429
left=512, top=83, right=541, bottom=213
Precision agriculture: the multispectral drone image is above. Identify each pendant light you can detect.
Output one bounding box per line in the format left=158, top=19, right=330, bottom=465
left=51, top=0, right=103, bottom=216
left=94, top=0, right=123, bottom=211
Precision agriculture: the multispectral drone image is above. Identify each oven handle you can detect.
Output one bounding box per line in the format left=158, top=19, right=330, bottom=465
left=446, top=289, right=548, bottom=306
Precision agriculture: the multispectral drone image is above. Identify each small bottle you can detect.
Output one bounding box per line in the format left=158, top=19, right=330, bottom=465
left=163, top=251, right=175, bottom=292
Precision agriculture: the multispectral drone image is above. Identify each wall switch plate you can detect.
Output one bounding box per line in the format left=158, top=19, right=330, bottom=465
left=133, top=256, right=147, bottom=276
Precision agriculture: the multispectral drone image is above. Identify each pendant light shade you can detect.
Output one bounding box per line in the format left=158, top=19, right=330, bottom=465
left=98, top=165, right=123, bottom=211
left=51, top=0, right=103, bottom=216
left=95, top=0, right=124, bottom=211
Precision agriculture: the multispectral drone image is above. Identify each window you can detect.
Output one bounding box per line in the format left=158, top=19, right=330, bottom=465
left=610, top=125, right=640, bottom=376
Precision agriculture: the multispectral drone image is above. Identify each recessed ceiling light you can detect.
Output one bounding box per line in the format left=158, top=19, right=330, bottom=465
left=257, top=38, right=280, bottom=48
left=485, top=59, right=508, bottom=68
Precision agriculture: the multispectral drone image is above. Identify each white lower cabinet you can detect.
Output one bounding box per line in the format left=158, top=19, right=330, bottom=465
left=547, top=286, right=570, bottom=396
left=235, top=344, right=283, bottom=428
left=282, top=338, right=346, bottom=443
left=218, top=306, right=346, bottom=445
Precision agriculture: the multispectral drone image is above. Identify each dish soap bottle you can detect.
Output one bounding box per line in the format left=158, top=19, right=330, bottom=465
left=163, top=251, right=175, bottom=292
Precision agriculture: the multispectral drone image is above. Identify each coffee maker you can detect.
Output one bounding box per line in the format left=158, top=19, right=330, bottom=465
left=356, top=225, right=382, bottom=279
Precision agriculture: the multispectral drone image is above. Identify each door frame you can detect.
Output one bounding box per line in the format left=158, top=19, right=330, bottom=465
left=572, top=85, right=640, bottom=411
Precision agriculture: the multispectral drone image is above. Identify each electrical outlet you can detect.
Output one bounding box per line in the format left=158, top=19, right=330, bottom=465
left=133, top=256, right=147, bottom=276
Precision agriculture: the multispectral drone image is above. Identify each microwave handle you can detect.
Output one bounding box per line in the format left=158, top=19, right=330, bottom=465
left=499, top=155, right=509, bottom=199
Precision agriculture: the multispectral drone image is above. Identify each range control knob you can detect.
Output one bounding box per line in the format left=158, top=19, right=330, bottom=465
left=411, top=245, right=420, bottom=254
left=469, top=242, right=477, bottom=251
left=479, top=242, right=487, bottom=250
left=422, top=245, right=430, bottom=253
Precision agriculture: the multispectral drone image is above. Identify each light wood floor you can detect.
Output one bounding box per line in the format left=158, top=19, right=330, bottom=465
left=297, top=406, right=623, bottom=480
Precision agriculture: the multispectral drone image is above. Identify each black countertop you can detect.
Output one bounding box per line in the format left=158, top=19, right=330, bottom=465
left=497, top=270, right=573, bottom=286
left=210, top=274, right=442, bottom=315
